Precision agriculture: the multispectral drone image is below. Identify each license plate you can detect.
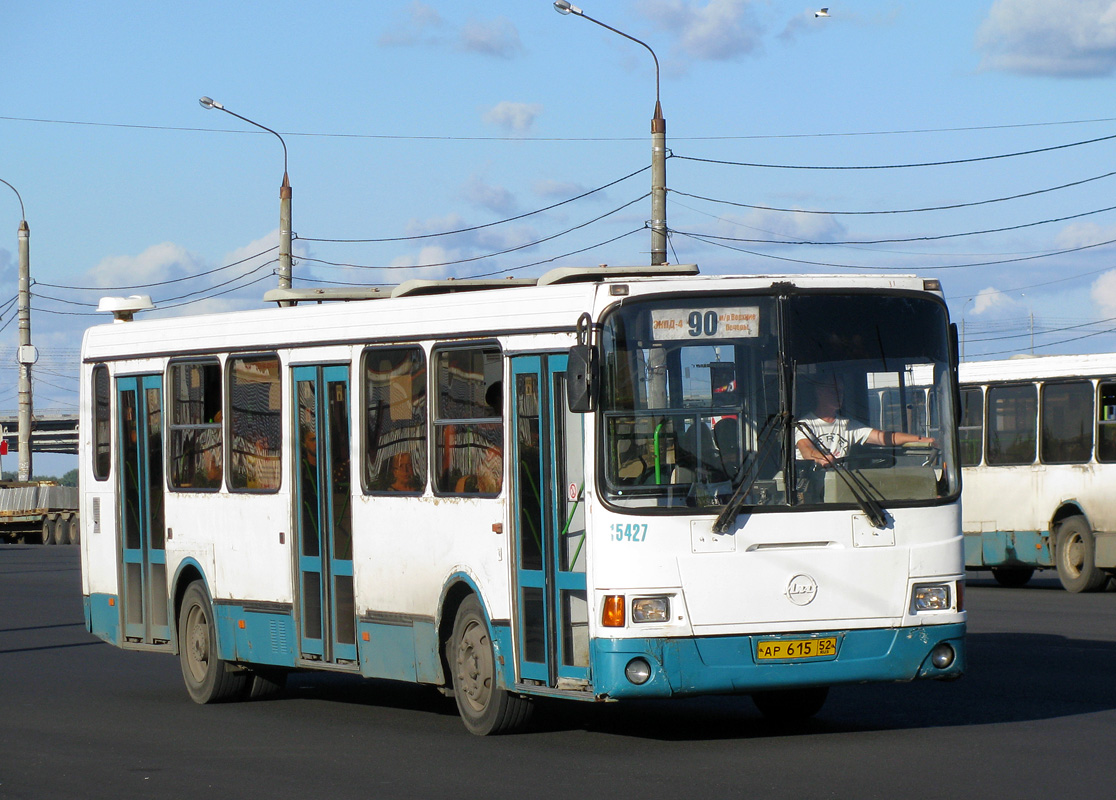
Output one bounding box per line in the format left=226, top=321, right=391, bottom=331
left=756, top=636, right=838, bottom=661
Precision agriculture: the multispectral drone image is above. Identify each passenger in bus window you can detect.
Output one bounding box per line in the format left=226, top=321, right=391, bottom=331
left=796, top=379, right=934, bottom=467
left=387, top=451, right=422, bottom=492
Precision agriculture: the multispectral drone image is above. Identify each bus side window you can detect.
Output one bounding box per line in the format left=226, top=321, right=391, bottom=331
left=1041, top=381, right=1092, bottom=465
left=228, top=356, right=281, bottom=491
left=168, top=359, right=223, bottom=490
left=93, top=364, right=112, bottom=480
left=986, top=384, right=1037, bottom=466
left=433, top=347, right=502, bottom=495
left=1097, top=381, right=1116, bottom=463
left=959, top=387, right=983, bottom=467
left=363, top=347, right=427, bottom=494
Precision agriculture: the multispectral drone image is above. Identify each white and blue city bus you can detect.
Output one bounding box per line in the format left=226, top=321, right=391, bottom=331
left=959, top=353, right=1116, bottom=591
left=79, top=265, right=965, bottom=734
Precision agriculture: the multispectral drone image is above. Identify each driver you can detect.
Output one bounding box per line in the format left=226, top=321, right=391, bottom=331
left=796, top=378, right=934, bottom=467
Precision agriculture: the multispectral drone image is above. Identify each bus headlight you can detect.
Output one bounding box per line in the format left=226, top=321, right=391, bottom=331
left=631, top=596, right=670, bottom=623
left=910, top=584, right=952, bottom=613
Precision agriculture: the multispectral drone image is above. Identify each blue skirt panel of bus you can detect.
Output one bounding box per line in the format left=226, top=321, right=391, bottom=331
left=84, top=594, right=120, bottom=645
left=590, top=623, right=966, bottom=699
left=964, top=530, right=1053, bottom=569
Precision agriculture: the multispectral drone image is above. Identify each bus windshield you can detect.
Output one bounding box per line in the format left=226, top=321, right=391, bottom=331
left=600, top=292, right=958, bottom=511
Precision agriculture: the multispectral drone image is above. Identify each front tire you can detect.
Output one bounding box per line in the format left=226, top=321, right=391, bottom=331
left=178, top=581, right=248, bottom=703
left=1056, top=516, right=1107, bottom=593
left=450, top=595, right=532, bottom=735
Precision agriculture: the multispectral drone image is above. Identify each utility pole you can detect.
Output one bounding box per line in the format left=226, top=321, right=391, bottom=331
left=2, top=178, right=33, bottom=481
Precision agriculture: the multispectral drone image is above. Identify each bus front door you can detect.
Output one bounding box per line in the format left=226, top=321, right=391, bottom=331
left=292, top=365, right=356, bottom=665
left=117, top=374, right=170, bottom=646
left=510, top=354, right=590, bottom=690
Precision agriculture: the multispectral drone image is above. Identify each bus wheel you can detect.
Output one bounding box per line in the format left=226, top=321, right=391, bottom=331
left=752, top=687, right=829, bottom=722
left=178, top=581, right=248, bottom=703
left=244, top=668, right=288, bottom=701
left=450, top=595, right=532, bottom=735
left=1056, top=516, right=1108, bottom=593
left=990, top=567, right=1034, bottom=588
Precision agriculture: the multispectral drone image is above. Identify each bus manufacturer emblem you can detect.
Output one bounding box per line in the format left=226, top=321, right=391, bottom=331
left=786, top=574, right=818, bottom=606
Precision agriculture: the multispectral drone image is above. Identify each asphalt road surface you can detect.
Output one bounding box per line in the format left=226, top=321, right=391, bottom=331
left=3, top=545, right=1116, bottom=799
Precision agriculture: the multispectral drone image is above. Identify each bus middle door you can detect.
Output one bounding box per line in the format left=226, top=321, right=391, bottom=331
left=510, top=354, right=590, bottom=691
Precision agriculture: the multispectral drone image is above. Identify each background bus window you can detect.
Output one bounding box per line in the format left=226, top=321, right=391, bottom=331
left=986, top=384, right=1037, bottom=466
left=93, top=364, right=111, bottom=480
left=959, top=387, right=983, bottom=466
left=228, top=356, right=281, bottom=491
left=433, top=347, right=502, bottom=495
left=363, top=347, right=427, bottom=494
left=168, top=360, right=223, bottom=490
left=1040, top=380, right=1093, bottom=464
left=1097, top=381, right=1116, bottom=462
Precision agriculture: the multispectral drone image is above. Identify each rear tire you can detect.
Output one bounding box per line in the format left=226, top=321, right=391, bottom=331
left=178, top=581, right=248, bottom=703
left=752, top=686, right=829, bottom=722
left=449, top=595, right=532, bottom=735
left=991, top=566, right=1034, bottom=588
left=244, top=668, right=288, bottom=700
left=1056, top=516, right=1107, bottom=593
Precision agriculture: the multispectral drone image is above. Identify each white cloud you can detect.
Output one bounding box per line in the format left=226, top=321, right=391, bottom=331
left=1091, top=269, right=1116, bottom=316
left=716, top=208, right=846, bottom=243
left=377, top=1, right=445, bottom=47
left=483, top=101, right=542, bottom=133
left=462, top=176, right=517, bottom=215
left=534, top=179, right=590, bottom=200
left=460, top=17, right=523, bottom=59
left=88, top=242, right=203, bottom=290
left=977, top=0, right=1116, bottom=77
left=971, top=286, right=1017, bottom=315
left=639, top=0, right=764, bottom=61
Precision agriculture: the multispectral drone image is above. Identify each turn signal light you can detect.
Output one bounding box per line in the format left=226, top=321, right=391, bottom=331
left=602, top=595, right=625, bottom=627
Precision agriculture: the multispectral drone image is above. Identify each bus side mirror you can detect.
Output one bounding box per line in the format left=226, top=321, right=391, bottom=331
left=567, top=344, right=598, bottom=413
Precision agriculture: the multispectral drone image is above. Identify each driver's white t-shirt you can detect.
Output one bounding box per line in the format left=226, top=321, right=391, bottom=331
left=796, top=415, right=874, bottom=460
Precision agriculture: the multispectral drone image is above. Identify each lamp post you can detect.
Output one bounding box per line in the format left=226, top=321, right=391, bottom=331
left=1, top=178, right=33, bottom=481
left=199, top=97, right=293, bottom=292
left=553, top=2, right=667, bottom=266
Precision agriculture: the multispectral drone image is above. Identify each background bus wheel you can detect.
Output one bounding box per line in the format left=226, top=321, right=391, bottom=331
left=1056, top=516, right=1108, bottom=593
left=752, top=686, right=829, bottom=722
left=178, top=581, right=248, bottom=703
left=450, top=595, right=532, bottom=735
left=990, top=567, right=1034, bottom=588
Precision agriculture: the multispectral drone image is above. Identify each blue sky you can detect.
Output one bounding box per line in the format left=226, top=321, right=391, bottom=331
left=4, top=0, right=1116, bottom=470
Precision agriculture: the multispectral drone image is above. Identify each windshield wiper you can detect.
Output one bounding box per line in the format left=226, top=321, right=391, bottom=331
left=712, top=413, right=786, bottom=534
left=793, top=422, right=888, bottom=529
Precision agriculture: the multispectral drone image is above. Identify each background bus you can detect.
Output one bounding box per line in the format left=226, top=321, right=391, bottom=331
left=80, top=266, right=965, bottom=734
left=959, top=353, right=1116, bottom=591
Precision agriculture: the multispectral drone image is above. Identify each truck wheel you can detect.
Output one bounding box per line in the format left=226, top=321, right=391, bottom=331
left=41, top=518, right=55, bottom=545
left=54, top=517, right=67, bottom=547
left=67, top=515, right=80, bottom=545
left=1056, top=516, right=1108, bottom=593
left=178, top=581, right=248, bottom=703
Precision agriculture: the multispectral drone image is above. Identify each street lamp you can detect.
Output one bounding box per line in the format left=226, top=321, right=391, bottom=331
left=199, top=97, right=293, bottom=292
left=553, top=2, right=668, bottom=266
left=1, top=177, right=34, bottom=481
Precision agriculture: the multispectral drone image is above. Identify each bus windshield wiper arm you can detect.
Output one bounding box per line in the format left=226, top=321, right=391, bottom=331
left=793, top=421, right=888, bottom=529
left=712, top=412, right=786, bottom=534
